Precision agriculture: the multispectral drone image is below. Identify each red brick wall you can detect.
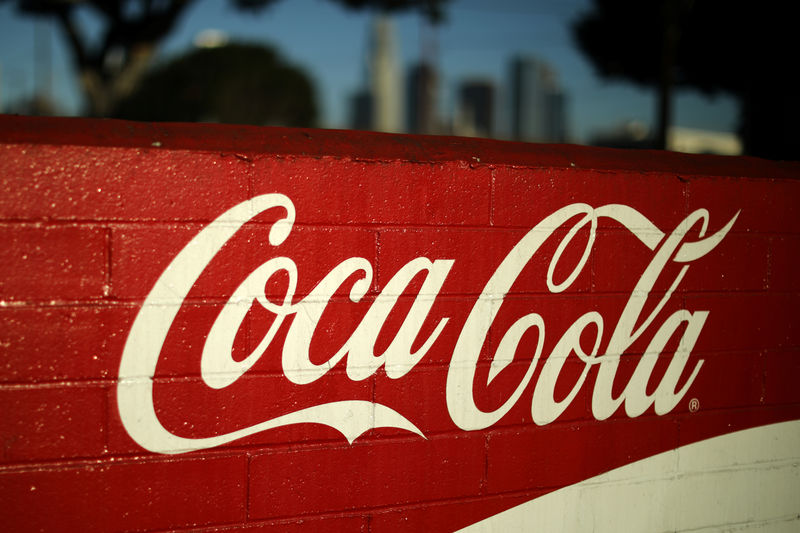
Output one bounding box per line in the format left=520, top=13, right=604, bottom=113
left=1, top=116, right=798, bottom=532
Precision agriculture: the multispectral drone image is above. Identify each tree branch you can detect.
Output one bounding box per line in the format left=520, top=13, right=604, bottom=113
left=52, top=5, right=89, bottom=68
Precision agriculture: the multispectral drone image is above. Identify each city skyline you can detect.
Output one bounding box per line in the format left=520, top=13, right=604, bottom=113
left=0, top=0, right=739, bottom=144
left=351, top=18, right=566, bottom=143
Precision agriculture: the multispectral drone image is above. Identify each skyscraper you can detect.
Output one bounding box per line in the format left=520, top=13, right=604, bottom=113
left=369, top=15, right=402, bottom=133
left=406, top=62, right=439, bottom=135
left=509, top=55, right=567, bottom=143
left=455, top=79, right=495, bottom=138
left=349, top=15, right=403, bottom=133
left=349, top=90, right=372, bottom=131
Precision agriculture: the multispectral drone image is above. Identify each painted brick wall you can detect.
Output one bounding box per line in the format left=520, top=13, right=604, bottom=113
left=1, top=116, right=799, bottom=532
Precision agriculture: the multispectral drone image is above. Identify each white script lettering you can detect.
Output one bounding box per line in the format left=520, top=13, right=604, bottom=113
left=117, top=195, right=738, bottom=454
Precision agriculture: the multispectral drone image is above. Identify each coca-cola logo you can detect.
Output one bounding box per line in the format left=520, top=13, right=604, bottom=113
left=117, top=193, right=738, bottom=454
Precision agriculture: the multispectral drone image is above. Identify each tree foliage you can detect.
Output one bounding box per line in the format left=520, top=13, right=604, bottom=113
left=112, top=43, right=317, bottom=126
left=574, top=0, right=799, bottom=159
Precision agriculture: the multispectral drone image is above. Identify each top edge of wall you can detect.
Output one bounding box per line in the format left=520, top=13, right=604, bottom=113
left=1, top=115, right=798, bottom=179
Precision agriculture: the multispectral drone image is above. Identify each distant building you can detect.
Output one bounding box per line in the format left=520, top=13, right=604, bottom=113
left=349, top=15, right=403, bottom=133
left=455, top=79, right=495, bottom=138
left=667, top=126, right=742, bottom=156
left=589, top=120, right=652, bottom=150
left=509, top=55, right=567, bottom=143
left=406, top=62, right=439, bottom=135
left=349, top=90, right=373, bottom=131
left=590, top=121, right=743, bottom=156
left=370, top=15, right=402, bottom=133
left=545, top=90, right=567, bottom=143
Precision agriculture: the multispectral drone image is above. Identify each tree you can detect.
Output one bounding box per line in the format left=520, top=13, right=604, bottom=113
left=9, top=0, right=447, bottom=117
left=574, top=0, right=799, bottom=160
left=112, top=43, right=318, bottom=126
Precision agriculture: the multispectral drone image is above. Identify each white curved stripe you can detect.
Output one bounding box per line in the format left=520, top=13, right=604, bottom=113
left=459, top=420, right=800, bottom=532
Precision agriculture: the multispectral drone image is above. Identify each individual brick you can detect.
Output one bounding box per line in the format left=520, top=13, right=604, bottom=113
left=768, top=235, right=800, bottom=291
left=492, top=167, right=689, bottom=230
left=764, top=350, right=800, bottom=405
left=0, top=224, right=107, bottom=301
left=686, top=351, right=765, bottom=412
left=368, top=492, right=540, bottom=533
left=190, top=514, right=368, bottom=532
left=110, top=223, right=378, bottom=301
left=248, top=432, right=485, bottom=519
left=250, top=157, right=492, bottom=226
left=0, top=384, right=106, bottom=462
left=373, top=359, right=592, bottom=438
left=591, top=229, right=769, bottom=294
left=377, top=226, right=591, bottom=297
left=107, top=372, right=376, bottom=455
left=686, top=176, right=800, bottom=235
left=686, top=292, right=799, bottom=354
left=108, top=222, right=200, bottom=301
left=0, top=304, right=136, bottom=383
left=594, top=235, right=668, bottom=299
left=674, top=404, right=800, bottom=449
left=0, top=454, right=247, bottom=532
left=372, top=364, right=450, bottom=435
left=486, top=416, right=679, bottom=493
left=0, top=144, right=250, bottom=221
left=113, top=292, right=407, bottom=382
left=680, top=232, right=769, bottom=293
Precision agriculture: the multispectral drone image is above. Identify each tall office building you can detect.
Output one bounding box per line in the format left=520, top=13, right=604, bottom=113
left=455, top=79, right=495, bottom=138
left=349, top=15, right=403, bottom=133
left=369, top=15, right=402, bottom=133
left=510, top=55, right=567, bottom=143
left=406, top=62, right=439, bottom=135
left=349, top=90, right=373, bottom=131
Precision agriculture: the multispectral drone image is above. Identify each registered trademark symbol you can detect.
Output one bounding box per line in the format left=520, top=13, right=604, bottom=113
left=689, top=398, right=700, bottom=413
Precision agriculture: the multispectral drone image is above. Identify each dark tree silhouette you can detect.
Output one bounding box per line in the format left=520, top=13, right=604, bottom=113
left=574, top=0, right=799, bottom=160
left=9, top=0, right=447, bottom=117
left=112, top=43, right=318, bottom=126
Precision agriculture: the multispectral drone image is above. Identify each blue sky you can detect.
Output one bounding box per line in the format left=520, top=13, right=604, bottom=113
left=0, top=0, right=739, bottom=143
